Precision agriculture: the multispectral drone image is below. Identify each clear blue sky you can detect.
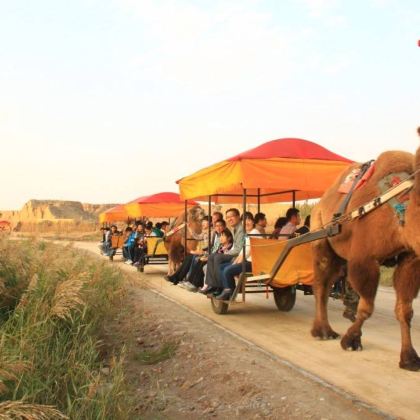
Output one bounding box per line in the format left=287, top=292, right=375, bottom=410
left=1, top=0, right=419, bottom=209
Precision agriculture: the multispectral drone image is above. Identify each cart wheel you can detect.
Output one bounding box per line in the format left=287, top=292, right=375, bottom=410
left=273, top=286, right=296, bottom=312
left=211, top=297, right=229, bottom=315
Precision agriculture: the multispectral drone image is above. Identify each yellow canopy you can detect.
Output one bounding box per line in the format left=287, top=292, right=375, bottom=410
left=177, top=138, right=353, bottom=203
left=98, top=205, right=129, bottom=223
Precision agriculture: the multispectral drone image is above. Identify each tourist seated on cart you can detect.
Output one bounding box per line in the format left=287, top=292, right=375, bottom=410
left=105, top=225, right=119, bottom=257
left=122, top=226, right=137, bottom=264
left=152, top=222, right=164, bottom=237
left=254, top=212, right=267, bottom=235
left=279, top=207, right=301, bottom=238
left=144, top=223, right=156, bottom=237
left=271, top=216, right=287, bottom=239
left=132, top=223, right=147, bottom=267
left=202, top=208, right=245, bottom=296
left=180, top=220, right=230, bottom=292
left=211, top=211, right=223, bottom=227
left=215, top=214, right=260, bottom=300
left=164, top=217, right=210, bottom=285
left=99, top=227, right=110, bottom=255
left=295, top=215, right=310, bottom=235
left=160, top=221, right=170, bottom=236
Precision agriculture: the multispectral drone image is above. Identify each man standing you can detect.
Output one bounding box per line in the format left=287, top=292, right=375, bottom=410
left=204, top=208, right=245, bottom=294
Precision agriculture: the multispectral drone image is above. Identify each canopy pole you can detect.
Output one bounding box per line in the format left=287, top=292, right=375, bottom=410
left=242, top=188, right=247, bottom=284
left=208, top=196, right=212, bottom=254
left=292, top=191, right=296, bottom=208
left=257, top=188, right=261, bottom=213
left=184, top=200, right=188, bottom=259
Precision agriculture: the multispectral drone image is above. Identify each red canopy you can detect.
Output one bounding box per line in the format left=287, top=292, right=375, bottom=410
left=228, top=138, right=352, bottom=162
left=128, top=192, right=189, bottom=204
left=125, top=192, right=197, bottom=218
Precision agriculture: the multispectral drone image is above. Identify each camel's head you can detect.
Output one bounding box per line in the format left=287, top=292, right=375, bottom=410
left=187, top=205, right=206, bottom=234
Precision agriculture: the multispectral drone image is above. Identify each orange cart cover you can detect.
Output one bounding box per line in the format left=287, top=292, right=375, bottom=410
left=99, top=205, right=129, bottom=223
left=177, top=138, right=353, bottom=203
left=250, top=237, right=314, bottom=287
left=125, top=192, right=198, bottom=218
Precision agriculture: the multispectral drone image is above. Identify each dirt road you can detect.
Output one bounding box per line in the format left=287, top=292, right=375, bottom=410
left=76, top=242, right=420, bottom=419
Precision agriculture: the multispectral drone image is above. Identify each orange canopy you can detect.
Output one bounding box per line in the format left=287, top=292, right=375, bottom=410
left=177, top=138, right=353, bottom=203
left=125, top=192, right=198, bottom=218
left=99, top=205, right=129, bottom=223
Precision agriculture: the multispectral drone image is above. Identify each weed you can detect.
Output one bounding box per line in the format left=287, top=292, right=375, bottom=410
left=134, top=342, right=178, bottom=365
left=0, top=237, right=133, bottom=419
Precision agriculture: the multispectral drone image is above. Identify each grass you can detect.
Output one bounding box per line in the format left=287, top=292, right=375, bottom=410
left=133, top=342, right=178, bottom=365
left=15, top=231, right=102, bottom=242
left=0, top=237, right=133, bottom=419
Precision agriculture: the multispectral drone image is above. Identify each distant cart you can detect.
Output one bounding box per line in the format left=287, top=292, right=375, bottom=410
left=99, top=192, right=198, bottom=270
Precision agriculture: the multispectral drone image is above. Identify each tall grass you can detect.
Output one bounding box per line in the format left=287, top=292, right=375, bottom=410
left=0, top=238, right=131, bottom=419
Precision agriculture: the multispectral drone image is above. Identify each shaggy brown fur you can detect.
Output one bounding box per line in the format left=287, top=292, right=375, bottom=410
left=164, top=205, right=205, bottom=275
left=311, top=145, right=420, bottom=370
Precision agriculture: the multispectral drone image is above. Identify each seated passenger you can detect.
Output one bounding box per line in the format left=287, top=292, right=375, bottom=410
left=216, top=215, right=260, bottom=300
left=165, top=218, right=211, bottom=285
left=254, top=212, right=267, bottom=235
left=211, top=211, right=223, bottom=227
left=271, top=216, right=287, bottom=239
left=153, top=222, right=164, bottom=238
left=181, top=219, right=227, bottom=292
left=133, top=223, right=147, bottom=269
left=279, top=208, right=301, bottom=238
left=295, top=215, right=310, bottom=235
left=105, top=225, right=119, bottom=259
left=160, top=221, right=169, bottom=236
left=203, top=208, right=245, bottom=295
left=145, top=221, right=158, bottom=237
left=123, top=227, right=136, bottom=264
left=99, top=227, right=110, bottom=255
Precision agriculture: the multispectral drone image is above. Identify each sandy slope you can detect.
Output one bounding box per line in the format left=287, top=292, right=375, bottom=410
left=75, top=241, right=420, bottom=419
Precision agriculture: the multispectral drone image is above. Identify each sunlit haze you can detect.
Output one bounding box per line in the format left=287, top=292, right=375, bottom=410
left=1, top=0, right=419, bottom=209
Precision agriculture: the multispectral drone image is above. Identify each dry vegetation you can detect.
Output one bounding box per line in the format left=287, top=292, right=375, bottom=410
left=0, top=238, right=132, bottom=419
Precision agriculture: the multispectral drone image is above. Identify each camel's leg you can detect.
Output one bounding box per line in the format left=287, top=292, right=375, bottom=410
left=393, top=254, right=420, bottom=371
left=311, top=239, right=343, bottom=340
left=340, top=258, right=380, bottom=351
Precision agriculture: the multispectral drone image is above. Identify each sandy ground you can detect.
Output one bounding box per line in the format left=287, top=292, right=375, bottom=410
left=75, top=241, right=420, bottom=419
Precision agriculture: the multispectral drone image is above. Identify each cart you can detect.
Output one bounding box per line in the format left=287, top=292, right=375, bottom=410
left=177, top=137, right=354, bottom=314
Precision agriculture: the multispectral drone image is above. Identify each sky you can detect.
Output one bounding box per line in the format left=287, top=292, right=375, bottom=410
left=0, top=0, right=419, bottom=209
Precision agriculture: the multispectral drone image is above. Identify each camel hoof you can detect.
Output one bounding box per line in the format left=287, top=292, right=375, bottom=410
left=341, top=334, right=363, bottom=351
left=400, top=355, right=420, bottom=371
left=311, top=324, right=340, bottom=340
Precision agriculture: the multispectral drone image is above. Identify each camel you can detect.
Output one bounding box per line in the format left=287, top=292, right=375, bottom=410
left=164, top=205, right=205, bottom=275
left=311, top=141, right=420, bottom=370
